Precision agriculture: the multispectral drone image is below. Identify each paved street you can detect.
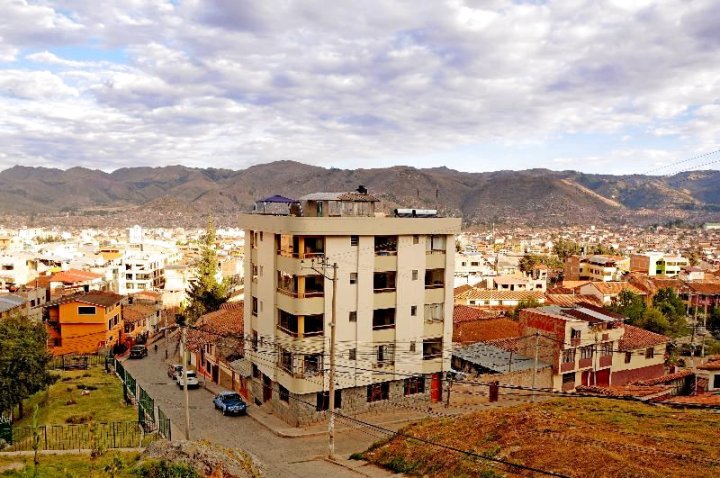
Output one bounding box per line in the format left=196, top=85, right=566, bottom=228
left=122, top=349, right=399, bottom=478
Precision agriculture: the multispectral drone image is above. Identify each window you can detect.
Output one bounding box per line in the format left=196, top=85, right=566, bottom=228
left=349, top=311, right=357, bottom=322
left=252, top=331, right=258, bottom=352
left=53, top=337, right=62, bottom=347
left=350, top=273, right=357, bottom=285
left=252, top=297, right=258, bottom=316
left=350, top=235, right=359, bottom=246
left=279, top=385, right=289, bottom=403
left=367, top=382, right=390, bottom=402
left=645, top=347, right=654, bottom=359
left=624, top=352, right=632, bottom=364
left=108, top=319, right=113, bottom=330
left=78, top=306, right=96, bottom=315
left=424, top=303, right=443, bottom=322
left=423, top=338, right=442, bottom=360
left=570, top=328, right=581, bottom=344
left=412, top=270, right=418, bottom=281
left=259, top=231, right=264, bottom=241
left=562, top=372, right=575, bottom=387
left=410, top=306, right=417, bottom=316
left=372, top=308, right=396, bottom=329
left=404, top=376, right=425, bottom=396
left=252, top=364, right=261, bottom=379
left=374, top=236, right=397, bottom=255
left=304, top=354, right=322, bottom=376
left=424, top=269, right=445, bottom=288
left=349, top=348, right=357, bottom=360
left=375, top=344, right=395, bottom=365
left=409, top=341, right=416, bottom=352
left=279, top=348, right=293, bottom=374
left=580, top=346, right=593, bottom=360
left=278, top=309, right=298, bottom=335
left=600, top=343, right=613, bottom=356
left=413, top=235, right=419, bottom=245
left=316, top=390, right=342, bottom=411
left=304, top=314, right=324, bottom=336
left=373, top=271, right=396, bottom=291
left=562, top=349, right=576, bottom=364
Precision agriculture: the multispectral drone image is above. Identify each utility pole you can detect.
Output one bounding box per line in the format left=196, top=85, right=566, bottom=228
left=181, top=326, right=191, bottom=440
left=303, top=258, right=338, bottom=460
left=531, top=331, right=540, bottom=402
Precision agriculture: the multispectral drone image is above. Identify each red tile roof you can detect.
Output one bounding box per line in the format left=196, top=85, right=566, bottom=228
left=49, top=269, right=102, bottom=284
left=588, top=281, right=646, bottom=296
left=122, top=303, right=156, bottom=324
left=687, top=281, right=720, bottom=295
left=698, top=358, right=720, bottom=371
left=618, top=324, right=669, bottom=351
left=663, top=393, right=720, bottom=406
left=453, top=305, right=500, bottom=324
left=45, top=291, right=124, bottom=308
left=453, top=318, right=521, bottom=343
left=632, top=369, right=693, bottom=386
left=544, top=294, right=603, bottom=308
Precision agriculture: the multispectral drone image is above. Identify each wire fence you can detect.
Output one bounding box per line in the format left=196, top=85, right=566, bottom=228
left=47, top=352, right=112, bottom=371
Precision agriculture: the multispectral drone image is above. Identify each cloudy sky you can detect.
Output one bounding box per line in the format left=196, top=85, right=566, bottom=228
left=1, top=0, right=719, bottom=175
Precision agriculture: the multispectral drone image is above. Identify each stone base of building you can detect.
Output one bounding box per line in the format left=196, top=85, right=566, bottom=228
left=250, top=375, right=438, bottom=427
left=612, top=364, right=665, bottom=386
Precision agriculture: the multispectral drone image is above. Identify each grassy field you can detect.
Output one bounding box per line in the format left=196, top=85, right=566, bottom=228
left=359, top=398, right=720, bottom=477
left=15, top=367, right=135, bottom=428
left=0, top=451, right=141, bottom=478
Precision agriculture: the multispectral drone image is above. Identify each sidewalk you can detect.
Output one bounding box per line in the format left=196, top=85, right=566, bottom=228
left=198, top=376, right=510, bottom=439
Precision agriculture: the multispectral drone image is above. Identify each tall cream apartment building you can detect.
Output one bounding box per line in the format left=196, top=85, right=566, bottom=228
left=240, top=190, right=461, bottom=425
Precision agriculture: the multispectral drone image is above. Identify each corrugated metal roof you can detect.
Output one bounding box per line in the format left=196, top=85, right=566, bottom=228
left=453, top=342, right=550, bottom=373
left=0, top=294, right=24, bottom=313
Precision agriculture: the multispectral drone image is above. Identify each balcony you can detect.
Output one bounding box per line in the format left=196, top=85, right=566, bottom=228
left=372, top=308, right=396, bottom=330
left=425, top=269, right=445, bottom=289
left=599, top=355, right=613, bottom=368
left=374, top=236, right=397, bottom=256
left=560, top=361, right=575, bottom=373
left=578, top=357, right=593, bottom=369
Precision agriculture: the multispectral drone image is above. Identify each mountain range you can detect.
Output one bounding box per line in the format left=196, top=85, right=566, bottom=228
left=1, top=162, right=719, bottom=226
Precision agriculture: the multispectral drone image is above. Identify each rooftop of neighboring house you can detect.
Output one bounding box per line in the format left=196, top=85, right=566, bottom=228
left=686, top=281, right=720, bottom=295
left=453, top=342, right=551, bottom=373
left=298, top=191, right=380, bottom=202
left=698, top=357, right=720, bottom=371
left=585, top=281, right=646, bottom=296
left=544, top=293, right=604, bottom=308
left=187, top=302, right=244, bottom=355
left=453, top=304, right=501, bottom=323
left=583, top=255, right=625, bottom=266
left=523, top=305, right=625, bottom=327
left=453, top=317, right=521, bottom=343
left=561, top=280, right=592, bottom=290
left=49, top=269, right=102, bottom=284
left=0, top=294, right=25, bottom=314
left=44, top=290, right=124, bottom=309
left=618, top=324, right=669, bottom=351
left=458, top=288, right=545, bottom=301
left=122, top=303, right=157, bottom=324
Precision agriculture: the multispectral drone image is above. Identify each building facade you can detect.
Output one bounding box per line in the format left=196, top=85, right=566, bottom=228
left=240, top=191, right=461, bottom=425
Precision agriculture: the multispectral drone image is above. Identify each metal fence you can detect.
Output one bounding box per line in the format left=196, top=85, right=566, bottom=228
left=0, top=421, right=146, bottom=452
left=48, top=352, right=110, bottom=371
left=157, top=408, right=171, bottom=440
left=138, top=385, right=155, bottom=432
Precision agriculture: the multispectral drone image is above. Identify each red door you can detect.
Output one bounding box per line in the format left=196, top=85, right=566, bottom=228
left=595, top=369, right=610, bottom=387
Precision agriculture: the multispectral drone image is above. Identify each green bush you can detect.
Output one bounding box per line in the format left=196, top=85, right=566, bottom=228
left=132, top=460, right=201, bottom=478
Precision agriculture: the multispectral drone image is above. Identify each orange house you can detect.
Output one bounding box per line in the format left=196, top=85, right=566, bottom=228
left=44, top=291, right=125, bottom=356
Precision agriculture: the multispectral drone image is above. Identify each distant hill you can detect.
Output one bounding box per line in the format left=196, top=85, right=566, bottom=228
left=1, top=162, right=719, bottom=226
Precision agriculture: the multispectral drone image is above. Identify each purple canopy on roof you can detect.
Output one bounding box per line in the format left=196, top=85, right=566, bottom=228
left=259, top=195, right=299, bottom=204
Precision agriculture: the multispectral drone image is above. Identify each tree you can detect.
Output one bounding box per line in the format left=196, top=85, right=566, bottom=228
left=513, top=298, right=541, bottom=318
left=688, top=247, right=701, bottom=266
left=518, top=254, right=539, bottom=273
left=637, top=307, right=671, bottom=335
left=185, top=218, right=229, bottom=322
left=653, top=288, right=685, bottom=320
left=552, top=238, right=580, bottom=262
left=0, top=315, right=56, bottom=419
left=609, top=289, right=646, bottom=324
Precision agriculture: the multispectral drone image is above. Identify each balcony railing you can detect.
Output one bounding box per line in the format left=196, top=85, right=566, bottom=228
left=578, top=357, right=593, bottom=368
left=599, top=355, right=613, bottom=368
left=560, top=361, right=575, bottom=373
left=277, top=250, right=325, bottom=259
left=372, top=323, right=396, bottom=330
left=277, top=287, right=324, bottom=298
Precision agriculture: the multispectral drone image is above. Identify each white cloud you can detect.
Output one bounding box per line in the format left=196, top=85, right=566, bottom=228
left=0, top=0, right=718, bottom=173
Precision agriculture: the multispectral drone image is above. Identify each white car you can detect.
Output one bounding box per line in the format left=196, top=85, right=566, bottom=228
left=176, top=370, right=200, bottom=389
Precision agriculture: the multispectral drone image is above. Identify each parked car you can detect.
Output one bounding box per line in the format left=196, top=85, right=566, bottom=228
left=129, top=345, right=148, bottom=359
left=168, top=364, right=183, bottom=380
left=176, top=370, right=200, bottom=389
left=213, top=391, right=247, bottom=416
